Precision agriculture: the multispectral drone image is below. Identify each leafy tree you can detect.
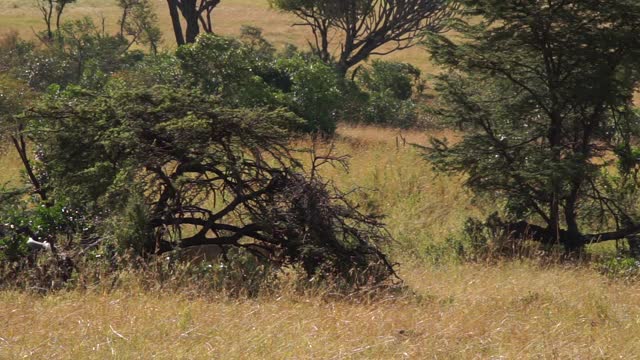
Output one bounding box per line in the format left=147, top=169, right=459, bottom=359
left=36, top=0, right=77, bottom=41
left=166, top=0, right=221, bottom=45
left=118, top=0, right=163, bottom=54
left=425, top=0, right=640, bottom=252
left=270, top=0, right=458, bottom=76
left=27, top=83, right=395, bottom=282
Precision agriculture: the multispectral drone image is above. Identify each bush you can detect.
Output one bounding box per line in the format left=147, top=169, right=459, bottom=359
left=358, top=60, right=422, bottom=101
left=275, top=55, right=341, bottom=134
left=18, top=83, right=395, bottom=288
left=176, top=33, right=277, bottom=107
left=176, top=33, right=342, bottom=134
left=349, top=60, right=424, bottom=128
left=0, top=19, right=144, bottom=92
left=362, top=91, right=418, bottom=128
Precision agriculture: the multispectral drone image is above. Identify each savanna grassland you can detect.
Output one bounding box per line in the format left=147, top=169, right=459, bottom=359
left=1, top=2, right=640, bottom=359
left=2, top=126, right=639, bottom=359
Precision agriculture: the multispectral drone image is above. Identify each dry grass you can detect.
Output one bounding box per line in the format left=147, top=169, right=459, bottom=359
left=0, top=147, right=23, bottom=186
left=2, top=263, right=640, bottom=359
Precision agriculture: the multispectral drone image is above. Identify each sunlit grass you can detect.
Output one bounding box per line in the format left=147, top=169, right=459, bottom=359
left=2, top=262, right=640, bottom=358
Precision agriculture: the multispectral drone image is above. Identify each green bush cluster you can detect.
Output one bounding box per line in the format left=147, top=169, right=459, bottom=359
left=0, top=16, right=428, bottom=290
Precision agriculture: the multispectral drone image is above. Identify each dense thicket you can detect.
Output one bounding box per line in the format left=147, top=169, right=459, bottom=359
left=0, top=13, right=408, bottom=289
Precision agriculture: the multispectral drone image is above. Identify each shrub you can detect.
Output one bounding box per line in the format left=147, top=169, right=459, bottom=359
left=351, top=60, right=424, bottom=128
left=358, top=60, right=422, bottom=101
left=0, top=19, right=144, bottom=92
left=20, top=83, right=395, bottom=287
left=275, top=55, right=341, bottom=134
left=177, top=33, right=342, bottom=134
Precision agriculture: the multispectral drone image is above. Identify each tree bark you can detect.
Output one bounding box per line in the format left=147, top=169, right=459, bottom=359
left=182, top=0, right=200, bottom=43
left=167, top=0, right=185, bottom=46
left=11, top=134, right=47, bottom=203
left=628, top=235, right=640, bottom=259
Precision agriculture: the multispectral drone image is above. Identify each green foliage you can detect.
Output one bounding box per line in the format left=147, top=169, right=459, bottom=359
left=275, top=55, right=341, bottom=133
left=177, top=33, right=342, bottom=134
left=108, top=193, right=155, bottom=257
left=0, top=193, right=88, bottom=262
left=25, top=82, right=394, bottom=284
left=121, top=53, right=185, bottom=88
left=598, top=257, right=640, bottom=280
left=0, top=193, right=30, bottom=262
left=0, top=19, right=144, bottom=92
left=56, top=17, right=142, bottom=89
left=344, top=60, right=424, bottom=128
left=177, top=33, right=277, bottom=107
left=358, top=60, right=422, bottom=101
left=0, top=74, right=32, bottom=126
left=425, top=0, right=640, bottom=250
left=117, top=0, right=162, bottom=54
left=361, top=92, right=418, bottom=128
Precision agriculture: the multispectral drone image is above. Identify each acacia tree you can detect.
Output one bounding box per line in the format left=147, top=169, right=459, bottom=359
left=166, top=0, right=221, bottom=45
left=27, top=84, right=395, bottom=283
left=270, top=0, right=457, bottom=76
left=425, top=0, right=640, bottom=253
left=118, top=0, right=162, bottom=53
left=36, top=0, right=77, bottom=41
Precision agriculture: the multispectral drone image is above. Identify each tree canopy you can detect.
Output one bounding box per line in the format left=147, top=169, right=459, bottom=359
left=271, top=0, right=457, bottom=76
left=425, top=0, right=640, bottom=252
left=24, top=83, right=395, bottom=282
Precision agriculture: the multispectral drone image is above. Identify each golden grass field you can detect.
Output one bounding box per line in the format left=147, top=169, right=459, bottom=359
left=3, top=262, right=640, bottom=359
left=2, top=2, right=640, bottom=359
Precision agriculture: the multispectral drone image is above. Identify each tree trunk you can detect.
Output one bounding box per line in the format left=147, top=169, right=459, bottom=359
left=335, top=63, right=349, bottom=78
left=167, top=0, right=185, bottom=46
left=55, top=3, right=66, bottom=33
left=563, top=186, right=584, bottom=252
left=44, top=1, right=54, bottom=41
left=628, top=235, right=640, bottom=259
left=119, top=4, right=129, bottom=38
left=182, top=0, right=200, bottom=43
left=11, top=134, right=47, bottom=203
